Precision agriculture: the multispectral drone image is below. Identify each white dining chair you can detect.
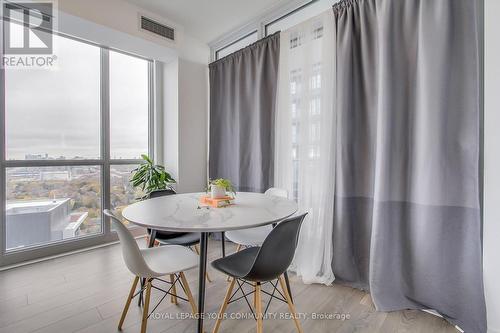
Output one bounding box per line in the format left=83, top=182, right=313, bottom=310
left=225, top=188, right=288, bottom=252
left=104, top=210, right=199, bottom=333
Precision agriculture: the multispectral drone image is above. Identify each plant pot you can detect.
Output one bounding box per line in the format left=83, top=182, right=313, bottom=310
left=211, top=185, right=226, bottom=199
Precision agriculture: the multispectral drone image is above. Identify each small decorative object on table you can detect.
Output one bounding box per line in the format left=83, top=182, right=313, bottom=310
left=199, top=196, right=234, bottom=208
left=208, top=178, right=236, bottom=199
left=200, top=178, right=236, bottom=208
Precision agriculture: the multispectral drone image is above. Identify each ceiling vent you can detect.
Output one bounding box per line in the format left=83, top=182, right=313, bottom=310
left=140, top=16, right=175, bottom=41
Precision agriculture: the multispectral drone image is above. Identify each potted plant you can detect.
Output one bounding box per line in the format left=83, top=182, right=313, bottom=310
left=130, top=154, right=176, bottom=199
left=208, top=178, right=236, bottom=199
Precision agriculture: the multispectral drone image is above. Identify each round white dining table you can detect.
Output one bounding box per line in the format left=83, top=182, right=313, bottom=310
left=122, top=192, right=298, bottom=333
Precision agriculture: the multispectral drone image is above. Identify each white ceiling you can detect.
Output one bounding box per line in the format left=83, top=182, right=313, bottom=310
left=125, top=0, right=293, bottom=43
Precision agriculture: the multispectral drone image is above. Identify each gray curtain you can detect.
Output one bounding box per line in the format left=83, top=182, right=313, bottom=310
left=332, top=1, right=486, bottom=332
left=209, top=33, right=280, bottom=192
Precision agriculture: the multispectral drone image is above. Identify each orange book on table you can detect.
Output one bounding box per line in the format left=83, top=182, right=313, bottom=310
left=199, top=195, right=234, bottom=208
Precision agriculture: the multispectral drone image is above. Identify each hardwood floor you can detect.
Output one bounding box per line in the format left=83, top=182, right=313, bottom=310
left=0, top=239, right=458, bottom=333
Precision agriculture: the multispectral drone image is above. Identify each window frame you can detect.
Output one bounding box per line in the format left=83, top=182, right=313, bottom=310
left=264, top=0, right=320, bottom=37
left=210, top=0, right=336, bottom=61
left=214, top=30, right=258, bottom=60
left=0, top=30, right=155, bottom=267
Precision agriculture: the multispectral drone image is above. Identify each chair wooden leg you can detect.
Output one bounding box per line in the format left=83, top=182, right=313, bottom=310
left=212, top=278, right=237, bottom=333
left=253, top=282, right=257, bottom=308
left=255, top=282, right=263, bottom=333
left=279, top=275, right=303, bottom=333
left=118, top=276, right=139, bottom=330
left=226, top=244, right=243, bottom=282
left=179, top=272, right=198, bottom=315
left=194, top=244, right=212, bottom=283
left=169, top=274, right=178, bottom=305
left=145, top=236, right=160, bottom=247
left=141, top=279, right=152, bottom=333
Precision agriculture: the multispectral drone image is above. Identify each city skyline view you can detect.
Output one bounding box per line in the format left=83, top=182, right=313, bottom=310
left=6, top=163, right=143, bottom=250
left=12, top=152, right=148, bottom=160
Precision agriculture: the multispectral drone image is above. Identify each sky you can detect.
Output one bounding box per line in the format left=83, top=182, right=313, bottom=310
left=5, top=28, right=149, bottom=160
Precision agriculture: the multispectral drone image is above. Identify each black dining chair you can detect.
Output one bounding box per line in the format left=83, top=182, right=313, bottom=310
left=149, top=190, right=227, bottom=259
left=146, top=189, right=201, bottom=247
left=211, top=213, right=307, bottom=333
left=147, top=190, right=209, bottom=269
left=142, top=189, right=210, bottom=307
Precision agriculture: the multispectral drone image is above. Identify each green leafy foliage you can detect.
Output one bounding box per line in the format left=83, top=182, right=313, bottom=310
left=208, top=178, right=236, bottom=197
left=131, top=155, right=176, bottom=198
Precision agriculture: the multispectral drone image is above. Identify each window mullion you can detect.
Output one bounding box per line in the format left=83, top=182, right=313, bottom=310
left=148, top=61, right=155, bottom=163
left=0, top=56, right=6, bottom=259
left=101, top=48, right=111, bottom=236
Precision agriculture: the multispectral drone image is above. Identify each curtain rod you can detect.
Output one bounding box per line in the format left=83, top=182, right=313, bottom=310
left=265, top=0, right=320, bottom=30
left=209, top=32, right=280, bottom=67
left=214, top=30, right=258, bottom=59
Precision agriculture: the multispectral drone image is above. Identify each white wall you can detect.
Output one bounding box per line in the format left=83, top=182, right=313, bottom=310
left=484, top=1, right=500, bottom=332
left=177, top=59, right=208, bottom=192
left=158, top=60, right=208, bottom=194
left=56, top=10, right=176, bottom=64
left=59, top=0, right=177, bottom=50
left=159, top=60, right=179, bottom=181
left=57, top=0, right=210, bottom=192
left=59, top=0, right=210, bottom=65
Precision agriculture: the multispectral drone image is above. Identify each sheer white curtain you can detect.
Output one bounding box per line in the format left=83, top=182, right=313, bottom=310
left=275, top=10, right=335, bottom=285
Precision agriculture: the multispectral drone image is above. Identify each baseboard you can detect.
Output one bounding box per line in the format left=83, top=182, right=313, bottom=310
left=0, top=235, right=147, bottom=272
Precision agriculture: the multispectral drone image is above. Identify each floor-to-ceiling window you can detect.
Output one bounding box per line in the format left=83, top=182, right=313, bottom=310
left=1, top=30, right=153, bottom=265
left=108, top=50, right=150, bottom=224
